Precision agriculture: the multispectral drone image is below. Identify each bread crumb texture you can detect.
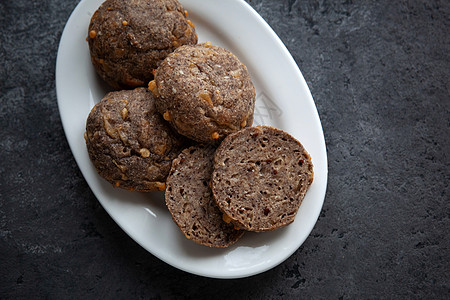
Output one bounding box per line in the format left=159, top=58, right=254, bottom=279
left=165, top=145, right=244, bottom=247
left=212, top=126, right=314, bottom=232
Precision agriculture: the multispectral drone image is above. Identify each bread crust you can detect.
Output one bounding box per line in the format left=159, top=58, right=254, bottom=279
left=85, top=87, right=187, bottom=191
left=88, top=0, right=198, bottom=89
left=154, top=43, right=255, bottom=143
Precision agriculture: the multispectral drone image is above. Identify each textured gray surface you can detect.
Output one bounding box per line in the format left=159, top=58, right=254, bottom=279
left=0, top=0, right=449, bottom=298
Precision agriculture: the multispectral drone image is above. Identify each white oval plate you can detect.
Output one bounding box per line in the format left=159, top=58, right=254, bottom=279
left=56, top=0, right=327, bottom=279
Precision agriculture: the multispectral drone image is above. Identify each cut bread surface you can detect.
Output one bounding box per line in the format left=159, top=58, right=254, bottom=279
left=212, top=126, right=314, bottom=232
left=165, top=145, right=244, bottom=247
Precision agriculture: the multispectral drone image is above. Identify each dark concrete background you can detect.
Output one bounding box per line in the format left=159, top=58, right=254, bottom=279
left=1, top=0, right=449, bottom=298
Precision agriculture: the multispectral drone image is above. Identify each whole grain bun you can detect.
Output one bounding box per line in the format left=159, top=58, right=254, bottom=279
left=211, top=126, right=314, bottom=232
left=85, top=87, right=188, bottom=191
left=151, top=42, right=255, bottom=143
left=165, top=145, right=244, bottom=247
left=88, top=0, right=197, bottom=89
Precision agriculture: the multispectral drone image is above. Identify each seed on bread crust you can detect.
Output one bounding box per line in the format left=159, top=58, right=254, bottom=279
left=165, top=145, right=244, bottom=247
left=211, top=126, right=314, bottom=232
left=154, top=43, right=255, bottom=143
left=85, top=87, right=188, bottom=191
left=88, top=0, right=198, bottom=89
